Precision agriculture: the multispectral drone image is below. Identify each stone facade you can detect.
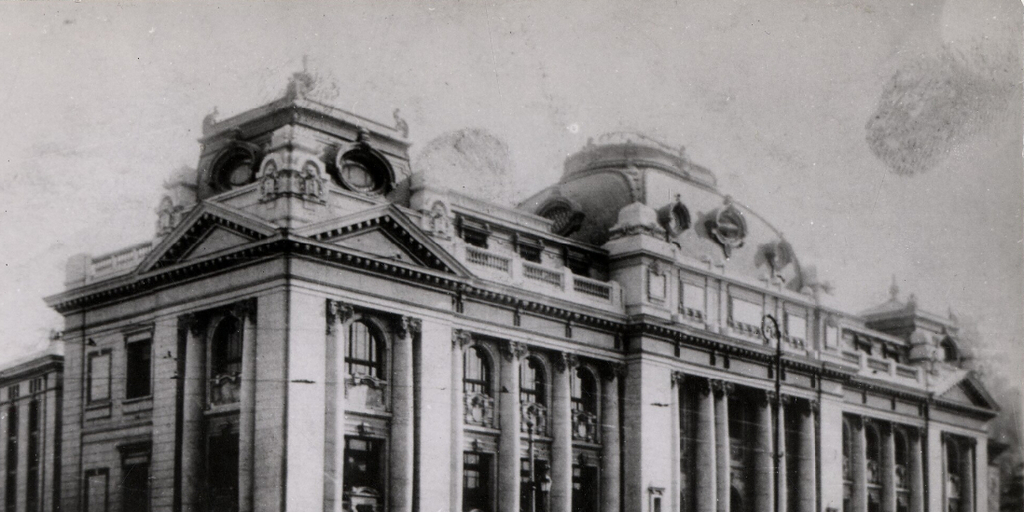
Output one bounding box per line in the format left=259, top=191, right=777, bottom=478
left=43, top=75, right=999, bottom=512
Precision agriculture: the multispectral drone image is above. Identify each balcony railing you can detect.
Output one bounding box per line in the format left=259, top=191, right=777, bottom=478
left=346, top=375, right=388, bottom=412
left=465, top=246, right=511, bottom=273
left=459, top=244, right=620, bottom=309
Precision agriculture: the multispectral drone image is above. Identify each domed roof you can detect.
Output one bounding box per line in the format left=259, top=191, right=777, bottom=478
left=520, top=133, right=804, bottom=291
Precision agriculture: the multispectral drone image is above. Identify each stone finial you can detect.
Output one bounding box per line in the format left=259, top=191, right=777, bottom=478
left=889, top=274, right=899, bottom=301
left=202, top=106, right=219, bottom=135
left=393, top=108, right=409, bottom=138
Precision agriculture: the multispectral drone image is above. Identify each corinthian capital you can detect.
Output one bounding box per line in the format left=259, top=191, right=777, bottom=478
left=553, top=352, right=579, bottom=373
left=326, top=300, right=354, bottom=334
left=501, top=341, right=528, bottom=362
left=452, top=329, right=473, bottom=349
left=394, top=316, right=422, bottom=338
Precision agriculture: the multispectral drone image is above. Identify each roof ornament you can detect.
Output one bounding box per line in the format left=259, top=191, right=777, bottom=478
left=393, top=108, right=409, bottom=138
left=284, top=55, right=315, bottom=101
left=709, top=196, right=747, bottom=259
left=202, top=106, right=219, bottom=135
left=889, top=274, right=899, bottom=301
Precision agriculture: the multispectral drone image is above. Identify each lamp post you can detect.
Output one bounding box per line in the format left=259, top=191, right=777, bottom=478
left=762, top=314, right=782, bottom=512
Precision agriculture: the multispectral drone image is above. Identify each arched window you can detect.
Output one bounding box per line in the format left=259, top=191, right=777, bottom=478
left=463, top=346, right=492, bottom=396
left=211, top=315, right=243, bottom=378
left=347, top=321, right=385, bottom=378
left=209, top=315, right=243, bottom=406
left=941, top=339, right=959, bottom=363
left=570, top=367, right=598, bottom=414
left=519, top=357, right=546, bottom=406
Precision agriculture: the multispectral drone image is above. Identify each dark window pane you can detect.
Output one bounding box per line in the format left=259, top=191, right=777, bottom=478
left=126, top=339, right=153, bottom=399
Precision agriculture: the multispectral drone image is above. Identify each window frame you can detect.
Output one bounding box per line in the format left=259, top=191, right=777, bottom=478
left=519, top=357, right=547, bottom=407
left=125, top=335, right=153, bottom=401
left=679, top=280, right=706, bottom=321
left=346, top=320, right=386, bottom=379
left=570, top=366, right=598, bottom=415
left=463, top=345, right=493, bottom=397
left=87, top=349, right=113, bottom=404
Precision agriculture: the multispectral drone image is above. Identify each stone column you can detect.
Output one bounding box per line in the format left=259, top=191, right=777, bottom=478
left=180, top=314, right=206, bottom=512
left=797, top=401, right=817, bottom=512
left=390, top=316, right=419, bottom=512
left=713, top=381, right=733, bottom=512
left=600, top=364, right=622, bottom=512
left=852, top=418, right=867, bottom=512
left=778, top=397, right=788, bottom=512
left=960, top=439, right=974, bottom=512
left=754, top=390, right=775, bottom=512
left=499, top=342, right=528, bottom=512
left=327, top=300, right=353, bottom=512
left=695, top=379, right=717, bottom=512
left=551, top=353, right=577, bottom=512
left=909, top=428, right=924, bottom=512
left=451, top=330, right=472, bottom=512
left=882, top=423, right=896, bottom=512
left=236, top=300, right=257, bottom=512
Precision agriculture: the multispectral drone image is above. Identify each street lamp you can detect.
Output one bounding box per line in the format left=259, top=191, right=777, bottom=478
left=523, top=402, right=546, bottom=512
left=761, top=314, right=782, bottom=512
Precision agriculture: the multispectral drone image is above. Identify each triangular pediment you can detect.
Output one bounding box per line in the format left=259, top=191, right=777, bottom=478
left=938, top=375, right=999, bottom=411
left=330, top=228, right=425, bottom=266
left=298, top=204, right=471, bottom=277
left=137, top=202, right=278, bottom=274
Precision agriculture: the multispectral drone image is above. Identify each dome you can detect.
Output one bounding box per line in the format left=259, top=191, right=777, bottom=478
left=519, top=134, right=804, bottom=291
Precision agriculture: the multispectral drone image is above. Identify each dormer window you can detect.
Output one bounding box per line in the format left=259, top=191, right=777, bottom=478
left=515, top=233, right=544, bottom=263
left=211, top=147, right=259, bottom=192
left=940, top=338, right=959, bottom=363
left=564, top=247, right=591, bottom=276
left=458, top=217, right=491, bottom=249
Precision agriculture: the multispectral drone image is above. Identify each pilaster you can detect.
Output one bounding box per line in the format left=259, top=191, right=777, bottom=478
left=415, top=318, right=453, bottom=512
left=285, top=291, right=327, bottom=512
left=498, top=341, right=527, bottom=512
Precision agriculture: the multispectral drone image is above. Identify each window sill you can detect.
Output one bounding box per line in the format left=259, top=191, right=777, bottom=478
left=122, top=396, right=153, bottom=414
left=85, top=400, right=111, bottom=410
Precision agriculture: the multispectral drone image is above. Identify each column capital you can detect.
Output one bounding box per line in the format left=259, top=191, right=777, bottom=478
left=452, top=329, right=473, bottom=349
left=602, top=363, right=626, bottom=382
left=805, top=398, right=819, bottom=415
left=695, top=377, right=713, bottom=396
left=711, top=379, right=734, bottom=397
left=181, top=312, right=206, bottom=337
left=671, top=371, right=685, bottom=387
left=501, top=341, right=529, bottom=362
left=232, top=298, right=257, bottom=321
left=780, top=394, right=797, bottom=406
left=326, top=300, right=354, bottom=334
left=553, top=352, right=579, bottom=373
left=394, top=315, right=422, bottom=339
left=755, top=389, right=777, bottom=407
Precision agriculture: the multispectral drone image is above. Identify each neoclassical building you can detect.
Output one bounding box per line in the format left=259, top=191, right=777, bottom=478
left=44, top=74, right=999, bottom=512
left=0, top=341, right=63, bottom=512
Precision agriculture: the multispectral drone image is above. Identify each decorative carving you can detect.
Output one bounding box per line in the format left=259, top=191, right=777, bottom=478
left=464, top=392, right=495, bottom=427
left=425, top=201, right=452, bottom=239
left=501, top=341, right=528, bottom=362
left=452, top=329, right=473, bottom=349
left=232, top=298, right=256, bottom=322
left=695, top=378, right=713, bottom=396
left=709, top=198, right=747, bottom=258
left=182, top=313, right=206, bottom=338
left=603, top=363, right=627, bottom=382
left=202, top=106, right=219, bottom=135
left=671, top=371, right=685, bottom=387
left=520, top=402, right=548, bottom=435
left=565, top=319, right=574, bottom=338
left=553, top=353, right=579, bottom=373
left=258, top=157, right=327, bottom=203
left=571, top=409, right=599, bottom=443
left=326, top=300, right=354, bottom=334
left=711, top=380, right=734, bottom=397
left=393, top=108, right=409, bottom=138
left=394, top=316, right=421, bottom=339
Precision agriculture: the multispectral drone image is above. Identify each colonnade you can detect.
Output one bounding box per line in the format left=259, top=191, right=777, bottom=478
left=845, top=416, right=926, bottom=512
left=682, top=376, right=817, bottom=512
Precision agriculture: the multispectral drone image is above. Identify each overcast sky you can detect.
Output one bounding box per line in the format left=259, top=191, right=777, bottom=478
left=0, top=0, right=1020, bottom=383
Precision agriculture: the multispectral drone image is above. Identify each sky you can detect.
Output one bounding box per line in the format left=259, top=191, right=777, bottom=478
left=0, top=0, right=1020, bottom=387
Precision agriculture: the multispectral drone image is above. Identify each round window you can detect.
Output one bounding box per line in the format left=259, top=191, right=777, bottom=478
left=336, top=150, right=388, bottom=195
left=213, top=149, right=257, bottom=191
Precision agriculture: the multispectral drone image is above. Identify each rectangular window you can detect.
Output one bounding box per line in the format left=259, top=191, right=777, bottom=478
left=463, top=452, right=492, bottom=512
left=344, top=437, right=384, bottom=510
left=87, top=351, right=112, bottom=403
left=5, top=405, right=17, bottom=512
left=7, top=385, right=19, bottom=401
left=572, top=464, right=598, bottom=512
left=27, top=400, right=40, bottom=512
left=126, top=338, right=153, bottom=399
left=825, top=325, right=839, bottom=349
left=459, top=217, right=491, bottom=248
left=84, top=468, right=109, bottom=512
left=730, top=296, right=763, bottom=329
left=786, top=313, right=807, bottom=343
left=121, top=446, right=151, bottom=512
left=679, top=282, right=705, bottom=320
left=515, top=233, right=544, bottom=263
